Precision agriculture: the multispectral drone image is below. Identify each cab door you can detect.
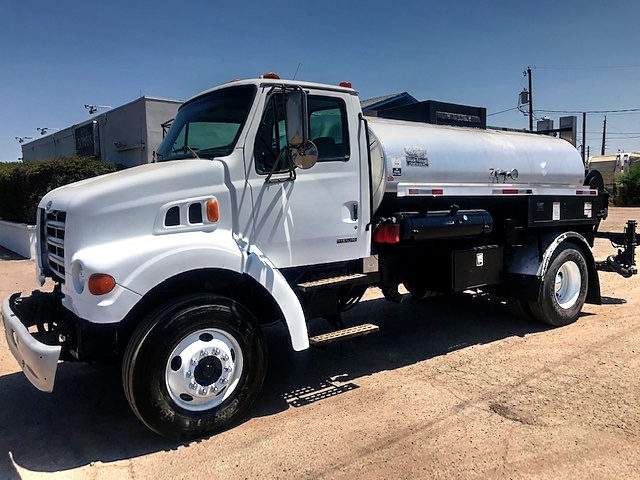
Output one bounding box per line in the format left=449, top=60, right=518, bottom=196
left=243, top=88, right=369, bottom=268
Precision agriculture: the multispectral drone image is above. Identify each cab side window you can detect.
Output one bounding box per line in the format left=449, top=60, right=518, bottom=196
left=254, top=94, right=288, bottom=175
left=309, top=96, right=349, bottom=162
left=254, top=93, right=350, bottom=175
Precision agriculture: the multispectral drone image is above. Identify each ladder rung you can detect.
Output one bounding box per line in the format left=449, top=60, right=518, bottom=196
left=309, top=323, right=379, bottom=346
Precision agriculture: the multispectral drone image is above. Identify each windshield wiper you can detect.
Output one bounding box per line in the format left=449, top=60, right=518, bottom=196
left=172, top=146, right=201, bottom=159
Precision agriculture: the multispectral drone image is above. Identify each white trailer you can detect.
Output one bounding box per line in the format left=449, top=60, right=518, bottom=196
left=2, top=76, right=637, bottom=440
left=587, top=152, right=640, bottom=195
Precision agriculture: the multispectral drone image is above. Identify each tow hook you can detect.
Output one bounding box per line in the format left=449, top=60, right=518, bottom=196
left=596, top=220, right=637, bottom=278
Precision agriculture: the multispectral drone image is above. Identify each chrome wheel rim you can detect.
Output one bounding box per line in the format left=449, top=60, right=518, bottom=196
left=165, top=328, right=243, bottom=411
left=554, top=261, right=581, bottom=309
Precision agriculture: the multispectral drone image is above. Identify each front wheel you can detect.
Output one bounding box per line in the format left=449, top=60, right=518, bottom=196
left=525, top=243, right=588, bottom=327
left=122, top=294, right=266, bottom=440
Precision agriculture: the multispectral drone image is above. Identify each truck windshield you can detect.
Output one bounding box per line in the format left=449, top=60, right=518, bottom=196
left=156, top=84, right=256, bottom=161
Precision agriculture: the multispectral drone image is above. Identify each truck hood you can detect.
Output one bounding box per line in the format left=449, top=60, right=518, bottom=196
left=40, top=159, right=229, bottom=251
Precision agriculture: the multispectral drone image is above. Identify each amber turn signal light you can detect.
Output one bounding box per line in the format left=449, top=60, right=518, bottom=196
left=88, top=273, right=116, bottom=295
left=206, top=200, right=219, bottom=222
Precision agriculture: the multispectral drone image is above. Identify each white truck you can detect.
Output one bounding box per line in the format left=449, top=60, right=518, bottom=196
left=2, top=75, right=637, bottom=440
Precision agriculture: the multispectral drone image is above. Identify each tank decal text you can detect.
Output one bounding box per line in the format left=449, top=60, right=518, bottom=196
left=404, top=146, right=429, bottom=167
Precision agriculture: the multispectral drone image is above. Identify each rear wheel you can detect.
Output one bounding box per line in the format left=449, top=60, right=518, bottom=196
left=403, top=281, right=428, bottom=299
left=122, top=294, right=266, bottom=440
left=525, top=244, right=588, bottom=327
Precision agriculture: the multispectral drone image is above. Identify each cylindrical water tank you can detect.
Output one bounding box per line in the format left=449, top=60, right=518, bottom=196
left=367, top=117, right=586, bottom=213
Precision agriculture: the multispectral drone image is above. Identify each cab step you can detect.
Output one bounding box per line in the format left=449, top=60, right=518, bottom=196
left=297, top=273, right=369, bottom=291
left=309, top=323, right=379, bottom=346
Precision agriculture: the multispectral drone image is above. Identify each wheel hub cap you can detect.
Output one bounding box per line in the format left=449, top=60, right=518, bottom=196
left=165, top=329, right=243, bottom=411
left=194, top=356, right=222, bottom=386
left=554, top=260, right=581, bottom=309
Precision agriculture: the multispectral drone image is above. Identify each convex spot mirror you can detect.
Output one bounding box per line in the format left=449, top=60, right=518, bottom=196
left=292, top=140, right=318, bottom=169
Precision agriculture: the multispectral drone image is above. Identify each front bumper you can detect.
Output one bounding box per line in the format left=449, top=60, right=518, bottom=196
left=2, top=293, right=61, bottom=392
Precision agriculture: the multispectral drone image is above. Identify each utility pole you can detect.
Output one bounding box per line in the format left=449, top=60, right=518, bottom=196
left=582, top=112, right=587, bottom=164
left=527, top=67, right=533, bottom=131
left=601, top=116, right=607, bottom=155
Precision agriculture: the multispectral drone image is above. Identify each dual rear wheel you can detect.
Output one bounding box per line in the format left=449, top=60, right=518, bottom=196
left=522, top=243, right=588, bottom=327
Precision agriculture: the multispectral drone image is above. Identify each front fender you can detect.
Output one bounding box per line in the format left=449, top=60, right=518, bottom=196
left=64, top=231, right=244, bottom=323
left=244, top=248, right=309, bottom=351
left=64, top=231, right=310, bottom=349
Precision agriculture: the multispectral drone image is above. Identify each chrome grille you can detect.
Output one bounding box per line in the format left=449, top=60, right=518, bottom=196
left=45, top=210, right=67, bottom=283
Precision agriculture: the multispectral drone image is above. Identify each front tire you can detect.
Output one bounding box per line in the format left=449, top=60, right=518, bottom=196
left=525, top=243, right=588, bottom=327
left=122, top=294, right=266, bottom=440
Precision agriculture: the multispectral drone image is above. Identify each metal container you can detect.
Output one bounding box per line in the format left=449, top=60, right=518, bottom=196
left=367, top=117, right=586, bottom=213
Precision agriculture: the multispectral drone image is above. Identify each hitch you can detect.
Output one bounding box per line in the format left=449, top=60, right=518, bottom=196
left=596, top=220, right=637, bottom=278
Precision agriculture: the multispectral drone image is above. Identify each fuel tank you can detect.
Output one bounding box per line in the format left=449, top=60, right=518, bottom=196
left=367, top=117, right=586, bottom=213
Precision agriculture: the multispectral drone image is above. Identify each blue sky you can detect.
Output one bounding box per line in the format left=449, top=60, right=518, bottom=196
left=1, top=0, right=639, bottom=161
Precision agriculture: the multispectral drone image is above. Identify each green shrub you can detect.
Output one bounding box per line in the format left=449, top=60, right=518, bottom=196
left=0, top=157, right=118, bottom=224
left=617, top=163, right=640, bottom=206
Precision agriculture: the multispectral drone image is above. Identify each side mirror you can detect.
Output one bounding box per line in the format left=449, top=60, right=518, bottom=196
left=285, top=89, right=307, bottom=147
left=285, top=88, right=317, bottom=169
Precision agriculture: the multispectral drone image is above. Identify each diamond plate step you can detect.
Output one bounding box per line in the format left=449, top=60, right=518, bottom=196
left=297, top=273, right=369, bottom=291
left=309, top=323, right=379, bottom=346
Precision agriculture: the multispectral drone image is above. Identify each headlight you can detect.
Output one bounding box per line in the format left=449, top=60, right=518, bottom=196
left=71, top=261, right=85, bottom=294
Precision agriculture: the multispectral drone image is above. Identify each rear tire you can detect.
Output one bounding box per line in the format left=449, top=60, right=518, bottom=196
left=525, top=244, right=588, bottom=327
left=122, top=293, right=266, bottom=440
left=403, top=281, right=428, bottom=299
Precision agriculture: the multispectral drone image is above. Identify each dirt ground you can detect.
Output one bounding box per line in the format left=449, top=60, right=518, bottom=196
left=1, top=208, right=639, bottom=480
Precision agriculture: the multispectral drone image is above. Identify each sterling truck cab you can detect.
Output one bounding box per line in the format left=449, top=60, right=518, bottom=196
left=2, top=76, right=636, bottom=440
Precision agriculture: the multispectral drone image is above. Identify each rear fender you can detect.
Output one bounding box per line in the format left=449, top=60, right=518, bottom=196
left=507, top=231, right=601, bottom=305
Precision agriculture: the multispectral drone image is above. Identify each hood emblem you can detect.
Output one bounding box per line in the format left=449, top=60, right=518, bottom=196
left=45, top=201, right=53, bottom=213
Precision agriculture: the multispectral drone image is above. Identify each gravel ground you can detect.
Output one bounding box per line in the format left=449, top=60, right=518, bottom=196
left=1, top=207, right=639, bottom=480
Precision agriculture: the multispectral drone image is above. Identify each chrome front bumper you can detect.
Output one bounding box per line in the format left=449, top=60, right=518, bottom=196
left=1, top=293, right=61, bottom=392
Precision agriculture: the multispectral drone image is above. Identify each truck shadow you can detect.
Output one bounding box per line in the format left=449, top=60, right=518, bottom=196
left=255, top=291, right=550, bottom=415
left=1, top=291, right=555, bottom=475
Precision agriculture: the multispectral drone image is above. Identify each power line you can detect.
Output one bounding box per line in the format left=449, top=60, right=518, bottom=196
left=534, top=65, right=640, bottom=71
left=586, top=131, right=640, bottom=135
left=487, top=107, right=519, bottom=116
left=537, top=108, right=640, bottom=115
